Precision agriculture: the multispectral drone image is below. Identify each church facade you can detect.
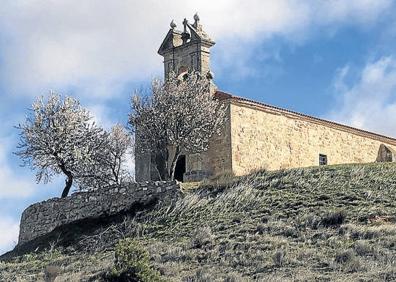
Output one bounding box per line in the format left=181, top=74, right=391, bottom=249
left=135, top=15, right=396, bottom=182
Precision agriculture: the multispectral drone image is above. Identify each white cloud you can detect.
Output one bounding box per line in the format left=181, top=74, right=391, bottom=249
left=0, top=0, right=392, bottom=99
left=0, top=139, right=35, bottom=199
left=328, top=57, right=396, bottom=137
left=311, top=0, right=393, bottom=26
left=0, top=216, right=19, bottom=255
left=87, top=104, right=114, bottom=130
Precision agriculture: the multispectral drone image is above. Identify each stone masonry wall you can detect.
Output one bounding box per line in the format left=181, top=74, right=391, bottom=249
left=185, top=100, right=232, bottom=180
left=18, top=181, right=180, bottom=245
left=230, top=100, right=396, bottom=175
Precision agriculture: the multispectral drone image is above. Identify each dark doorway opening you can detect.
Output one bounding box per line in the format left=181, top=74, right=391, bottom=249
left=174, top=155, right=186, bottom=182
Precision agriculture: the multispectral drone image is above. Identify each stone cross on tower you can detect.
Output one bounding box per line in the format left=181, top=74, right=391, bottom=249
left=158, top=14, right=215, bottom=81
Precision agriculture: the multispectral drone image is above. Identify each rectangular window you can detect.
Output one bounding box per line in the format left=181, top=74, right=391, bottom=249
left=319, top=154, right=328, bottom=166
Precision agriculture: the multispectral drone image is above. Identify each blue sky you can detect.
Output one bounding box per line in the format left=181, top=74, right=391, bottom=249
left=1, top=0, right=396, bottom=254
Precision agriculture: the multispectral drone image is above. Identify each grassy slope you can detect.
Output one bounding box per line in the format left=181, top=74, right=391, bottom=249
left=1, top=163, right=396, bottom=281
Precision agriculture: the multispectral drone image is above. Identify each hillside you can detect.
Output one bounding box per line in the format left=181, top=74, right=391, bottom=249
left=1, top=163, right=396, bottom=281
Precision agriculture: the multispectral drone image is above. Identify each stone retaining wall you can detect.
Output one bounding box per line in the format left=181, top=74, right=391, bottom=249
left=18, top=181, right=180, bottom=245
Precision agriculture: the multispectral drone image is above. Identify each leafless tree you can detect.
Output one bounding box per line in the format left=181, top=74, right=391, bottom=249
left=130, top=81, right=169, bottom=180
left=77, top=124, right=133, bottom=189
left=129, top=72, right=226, bottom=180
left=15, top=93, right=107, bottom=197
left=106, top=124, right=134, bottom=184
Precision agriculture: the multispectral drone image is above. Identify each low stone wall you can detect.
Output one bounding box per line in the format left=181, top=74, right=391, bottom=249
left=184, top=170, right=212, bottom=182
left=18, top=181, right=180, bottom=245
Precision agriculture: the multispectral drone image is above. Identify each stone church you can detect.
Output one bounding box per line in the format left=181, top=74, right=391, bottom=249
left=136, top=14, right=396, bottom=182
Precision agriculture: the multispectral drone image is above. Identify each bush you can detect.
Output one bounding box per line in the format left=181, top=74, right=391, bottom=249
left=335, top=249, right=362, bottom=272
left=282, top=226, right=298, bottom=238
left=255, top=224, right=266, bottom=235
left=351, top=228, right=382, bottom=240
left=107, top=238, right=161, bottom=282
left=191, top=227, right=213, bottom=249
left=44, top=265, right=61, bottom=282
left=272, top=249, right=286, bottom=267
left=335, top=249, right=355, bottom=264
left=354, top=241, right=372, bottom=256
left=321, top=210, right=346, bottom=227
left=194, top=268, right=213, bottom=282
left=299, top=214, right=321, bottom=229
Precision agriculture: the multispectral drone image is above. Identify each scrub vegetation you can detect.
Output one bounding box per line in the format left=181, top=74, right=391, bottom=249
left=1, top=163, right=396, bottom=281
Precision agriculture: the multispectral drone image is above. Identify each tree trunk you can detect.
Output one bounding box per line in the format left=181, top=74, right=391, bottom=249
left=169, top=147, right=181, bottom=181
left=155, top=148, right=169, bottom=180
left=61, top=172, right=73, bottom=198
left=58, top=162, right=73, bottom=198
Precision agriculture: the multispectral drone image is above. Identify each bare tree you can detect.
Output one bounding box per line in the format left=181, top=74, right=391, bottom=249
left=130, top=82, right=169, bottom=180
left=129, top=72, right=227, bottom=180
left=77, top=124, right=133, bottom=189
left=106, top=124, right=134, bottom=184
left=16, top=93, right=107, bottom=198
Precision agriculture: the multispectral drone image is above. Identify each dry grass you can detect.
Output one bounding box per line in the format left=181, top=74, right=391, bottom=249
left=2, top=162, right=396, bottom=281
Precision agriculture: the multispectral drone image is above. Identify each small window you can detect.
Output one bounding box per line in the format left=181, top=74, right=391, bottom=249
left=319, top=154, right=328, bottom=166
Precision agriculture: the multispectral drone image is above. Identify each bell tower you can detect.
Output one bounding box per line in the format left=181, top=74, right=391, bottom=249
left=158, top=13, right=215, bottom=80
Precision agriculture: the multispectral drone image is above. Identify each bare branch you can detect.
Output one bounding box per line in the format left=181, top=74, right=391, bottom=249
left=129, top=72, right=227, bottom=180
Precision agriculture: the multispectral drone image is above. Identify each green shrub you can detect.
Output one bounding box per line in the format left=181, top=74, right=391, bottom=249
left=107, top=238, right=161, bottom=282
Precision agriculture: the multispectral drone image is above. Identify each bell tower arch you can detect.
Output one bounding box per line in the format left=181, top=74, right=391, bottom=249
left=158, top=14, right=215, bottom=80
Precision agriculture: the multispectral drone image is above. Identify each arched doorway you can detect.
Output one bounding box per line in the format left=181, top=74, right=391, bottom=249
left=174, top=155, right=186, bottom=182
left=376, top=144, right=396, bottom=162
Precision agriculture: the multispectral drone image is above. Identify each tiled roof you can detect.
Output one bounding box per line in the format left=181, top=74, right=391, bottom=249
left=215, top=90, right=396, bottom=146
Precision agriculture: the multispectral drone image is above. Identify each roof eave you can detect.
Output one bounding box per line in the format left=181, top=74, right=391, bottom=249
left=215, top=90, right=396, bottom=146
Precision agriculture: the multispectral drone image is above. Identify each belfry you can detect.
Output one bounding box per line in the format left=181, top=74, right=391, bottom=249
left=158, top=14, right=215, bottom=80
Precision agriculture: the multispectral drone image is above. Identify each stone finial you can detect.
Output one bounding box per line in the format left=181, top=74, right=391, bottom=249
left=170, top=20, right=176, bottom=29
left=193, top=13, right=202, bottom=30
left=183, top=18, right=188, bottom=32
left=181, top=18, right=190, bottom=44
left=194, top=13, right=200, bottom=23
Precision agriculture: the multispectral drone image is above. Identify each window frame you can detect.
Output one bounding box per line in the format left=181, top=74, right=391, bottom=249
left=319, top=154, right=328, bottom=166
